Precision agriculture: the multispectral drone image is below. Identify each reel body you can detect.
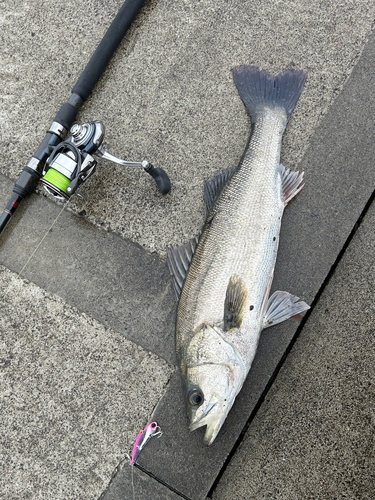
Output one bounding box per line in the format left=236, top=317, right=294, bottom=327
left=41, top=121, right=171, bottom=200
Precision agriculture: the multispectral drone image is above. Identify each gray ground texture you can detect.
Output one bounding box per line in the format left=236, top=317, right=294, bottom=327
left=1, top=0, right=375, bottom=499
left=212, top=201, right=375, bottom=500
left=1, top=0, right=374, bottom=253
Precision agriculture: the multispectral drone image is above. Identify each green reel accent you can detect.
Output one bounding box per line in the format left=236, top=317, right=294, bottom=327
left=42, top=168, right=71, bottom=198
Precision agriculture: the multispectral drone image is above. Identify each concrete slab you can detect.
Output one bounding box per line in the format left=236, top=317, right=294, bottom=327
left=1, top=1, right=375, bottom=254
left=0, top=266, right=174, bottom=500
left=211, top=174, right=375, bottom=500
left=1, top=1, right=375, bottom=499
left=0, top=173, right=176, bottom=364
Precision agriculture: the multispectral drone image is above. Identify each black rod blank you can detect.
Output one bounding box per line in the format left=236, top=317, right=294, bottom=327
left=73, top=0, right=146, bottom=101
left=0, top=0, right=146, bottom=236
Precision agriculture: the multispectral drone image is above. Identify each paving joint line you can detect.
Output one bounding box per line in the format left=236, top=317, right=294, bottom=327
left=206, top=187, right=375, bottom=498
left=135, top=463, right=191, bottom=499
left=97, top=459, right=128, bottom=500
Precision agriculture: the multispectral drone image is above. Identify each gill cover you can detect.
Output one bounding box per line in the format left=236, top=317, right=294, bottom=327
left=183, top=323, right=246, bottom=445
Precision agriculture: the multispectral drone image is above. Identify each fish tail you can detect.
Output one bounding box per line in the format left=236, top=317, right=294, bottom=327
left=232, top=66, right=307, bottom=122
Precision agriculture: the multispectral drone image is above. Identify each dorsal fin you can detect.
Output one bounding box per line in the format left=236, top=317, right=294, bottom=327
left=204, top=166, right=236, bottom=215
left=224, top=275, right=248, bottom=331
left=166, top=234, right=200, bottom=301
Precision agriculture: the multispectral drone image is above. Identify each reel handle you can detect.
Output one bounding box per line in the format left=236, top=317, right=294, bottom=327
left=144, top=164, right=171, bottom=195
left=95, top=142, right=171, bottom=195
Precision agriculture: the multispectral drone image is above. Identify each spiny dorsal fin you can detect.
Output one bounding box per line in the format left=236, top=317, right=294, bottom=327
left=263, top=290, right=310, bottom=329
left=224, top=275, right=248, bottom=331
left=204, top=166, right=236, bottom=216
left=166, top=234, right=200, bottom=301
left=280, top=164, right=304, bottom=206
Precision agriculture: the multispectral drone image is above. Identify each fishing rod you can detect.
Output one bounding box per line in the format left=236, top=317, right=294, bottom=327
left=0, top=0, right=170, bottom=237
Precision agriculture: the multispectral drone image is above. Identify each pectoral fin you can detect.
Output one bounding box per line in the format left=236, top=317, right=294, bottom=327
left=263, top=291, right=310, bottom=329
left=224, top=275, right=248, bottom=331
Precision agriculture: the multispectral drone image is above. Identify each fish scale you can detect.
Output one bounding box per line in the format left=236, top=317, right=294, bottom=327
left=178, top=107, right=287, bottom=351
left=167, top=66, right=309, bottom=445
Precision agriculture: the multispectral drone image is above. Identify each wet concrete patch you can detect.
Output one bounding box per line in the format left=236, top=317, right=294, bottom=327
left=0, top=176, right=176, bottom=364
left=212, top=166, right=375, bottom=500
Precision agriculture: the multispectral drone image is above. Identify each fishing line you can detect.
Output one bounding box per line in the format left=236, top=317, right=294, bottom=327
left=0, top=198, right=71, bottom=303
left=131, top=462, right=135, bottom=500
left=117, top=453, right=136, bottom=500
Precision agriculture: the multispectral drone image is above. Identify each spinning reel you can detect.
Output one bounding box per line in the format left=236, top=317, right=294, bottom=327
left=0, top=0, right=168, bottom=235
left=40, top=121, right=171, bottom=200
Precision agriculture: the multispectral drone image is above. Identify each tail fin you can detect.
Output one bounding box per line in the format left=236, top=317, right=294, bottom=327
left=232, top=66, right=307, bottom=122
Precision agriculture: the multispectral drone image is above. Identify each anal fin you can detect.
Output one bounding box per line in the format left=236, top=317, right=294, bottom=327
left=263, top=291, right=310, bottom=329
left=280, top=164, right=304, bottom=206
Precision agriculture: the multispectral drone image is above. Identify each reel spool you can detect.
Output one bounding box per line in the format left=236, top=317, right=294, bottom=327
left=41, top=121, right=171, bottom=200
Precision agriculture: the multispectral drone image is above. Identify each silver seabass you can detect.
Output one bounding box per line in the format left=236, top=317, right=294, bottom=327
left=167, top=66, right=309, bottom=445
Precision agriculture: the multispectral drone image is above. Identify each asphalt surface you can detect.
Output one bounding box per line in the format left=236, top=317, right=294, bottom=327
left=1, top=1, right=375, bottom=499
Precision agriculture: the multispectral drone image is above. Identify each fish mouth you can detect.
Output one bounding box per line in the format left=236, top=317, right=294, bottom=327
left=189, top=400, right=225, bottom=446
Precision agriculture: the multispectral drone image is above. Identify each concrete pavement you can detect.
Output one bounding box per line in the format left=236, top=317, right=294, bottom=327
left=211, top=26, right=375, bottom=499
left=1, top=1, right=375, bottom=499
left=0, top=265, right=174, bottom=499
left=212, top=188, right=375, bottom=500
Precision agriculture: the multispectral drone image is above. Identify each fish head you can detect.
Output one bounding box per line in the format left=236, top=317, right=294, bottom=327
left=181, top=323, right=246, bottom=445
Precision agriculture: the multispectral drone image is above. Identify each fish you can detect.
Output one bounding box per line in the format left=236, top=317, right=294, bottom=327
left=167, top=66, right=310, bottom=445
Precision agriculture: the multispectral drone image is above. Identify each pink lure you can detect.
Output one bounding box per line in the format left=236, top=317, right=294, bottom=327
left=130, top=422, right=161, bottom=465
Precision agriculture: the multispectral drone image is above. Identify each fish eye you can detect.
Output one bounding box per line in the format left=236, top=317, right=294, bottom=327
left=188, top=389, right=204, bottom=406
